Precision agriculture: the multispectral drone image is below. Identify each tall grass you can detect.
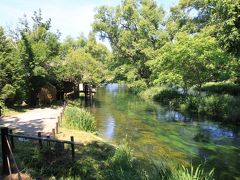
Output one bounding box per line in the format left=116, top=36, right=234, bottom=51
left=64, top=105, right=96, bottom=132
left=179, top=94, right=240, bottom=121
left=174, top=164, right=214, bottom=180
left=104, top=140, right=214, bottom=180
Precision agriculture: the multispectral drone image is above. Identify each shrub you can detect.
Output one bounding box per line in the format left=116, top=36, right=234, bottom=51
left=140, top=86, right=183, bottom=103
left=128, top=80, right=148, bottom=94
left=140, top=87, right=162, bottom=100
left=201, top=82, right=240, bottom=96
left=179, top=96, right=201, bottom=113
left=153, top=87, right=183, bottom=104
left=179, top=94, right=240, bottom=122
left=64, top=105, right=96, bottom=132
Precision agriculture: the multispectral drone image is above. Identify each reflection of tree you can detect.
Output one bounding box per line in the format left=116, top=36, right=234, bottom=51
left=193, top=130, right=210, bottom=143
left=194, top=123, right=240, bottom=179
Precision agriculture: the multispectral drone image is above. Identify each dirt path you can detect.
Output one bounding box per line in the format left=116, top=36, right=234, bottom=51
left=0, top=107, right=62, bottom=136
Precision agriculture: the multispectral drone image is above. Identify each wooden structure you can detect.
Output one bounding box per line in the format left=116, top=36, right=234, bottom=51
left=80, top=84, right=96, bottom=98
left=0, top=102, right=82, bottom=177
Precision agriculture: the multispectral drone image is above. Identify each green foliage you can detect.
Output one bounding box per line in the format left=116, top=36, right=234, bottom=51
left=104, top=140, right=143, bottom=180
left=174, top=164, right=214, bottom=180
left=179, top=95, right=240, bottom=121
left=55, top=32, right=111, bottom=85
left=148, top=31, right=230, bottom=92
left=179, top=0, right=240, bottom=56
left=0, top=27, right=25, bottom=105
left=0, top=84, right=15, bottom=100
left=57, top=48, right=107, bottom=85
left=140, top=86, right=162, bottom=100
left=16, top=9, right=60, bottom=105
left=140, top=86, right=183, bottom=104
left=93, top=0, right=166, bottom=87
left=64, top=105, right=96, bottom=132
left=8, top=137, right=214, bottom=180
left=201, top=81, right=240, bottom=96
left=153, top=87, right=183, bottom=104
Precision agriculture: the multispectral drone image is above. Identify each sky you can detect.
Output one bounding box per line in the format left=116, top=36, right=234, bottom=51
left=0, top=0, right=178, bottom=41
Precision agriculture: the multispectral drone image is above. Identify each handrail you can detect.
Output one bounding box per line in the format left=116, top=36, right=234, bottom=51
left=9, top=133, right=83, bottom=146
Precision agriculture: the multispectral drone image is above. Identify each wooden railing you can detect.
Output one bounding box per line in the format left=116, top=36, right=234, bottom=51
left=1, top=127, right=83, bottom=178
left=1, top=127, right=22, bottom=179
left=0, top=101, right=83, bottom=178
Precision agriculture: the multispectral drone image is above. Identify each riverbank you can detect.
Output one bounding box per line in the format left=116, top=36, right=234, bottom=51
left=3, top=103, right=214, bottom=179
left=140, top=82, right=240, bottom=124
left=0, top=97, right=224, bottom=179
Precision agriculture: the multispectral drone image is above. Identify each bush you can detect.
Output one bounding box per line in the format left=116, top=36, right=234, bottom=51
left=179, top=94, right=240, bottom=122
left=128, top=80, right=148, bottom=94
left=179, top=96, right=201, bottom=113
left=140, top=87, right=162, bottom=100
left=64, top=105, right=96, bottom=132
left=153, top=87, right=183, bottom=104
left=140, top=86, right=183, bottom=103
left=201, top=82, right=240, bottom=96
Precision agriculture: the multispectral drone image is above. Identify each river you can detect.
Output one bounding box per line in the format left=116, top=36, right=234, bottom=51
left=84, top=84, right=240, bottom=179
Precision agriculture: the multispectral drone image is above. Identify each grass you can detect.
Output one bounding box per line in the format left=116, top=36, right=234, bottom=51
left=2, top=106, right=31, bottom=116
left=4, top=138, right=214, bottom=179
left=56, top=127, right=103, bottom=145
left=1, top=100, right=63, bottom=117
left=140, top=85, right=240, bottom=123
left=1, top=99, right=215, bottom=179
left=63, top=105, right=96, bottom=133
left=200, top=81, right=240, bottom=96
left=179, top=94, right=240, bottom=122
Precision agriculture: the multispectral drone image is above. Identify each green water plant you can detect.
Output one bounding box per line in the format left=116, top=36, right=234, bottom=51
left=64, top=105, right=96, bottom=132
left=174, top=164, right=214, bottom=180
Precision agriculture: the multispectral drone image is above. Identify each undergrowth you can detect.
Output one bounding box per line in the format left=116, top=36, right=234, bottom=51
left=63, top=105, right=96, bottom=132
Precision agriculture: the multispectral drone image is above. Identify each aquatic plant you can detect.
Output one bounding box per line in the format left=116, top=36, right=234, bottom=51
left=64, top=105, right=96, bottom=132
left=174, top=164, right=214, bottom=180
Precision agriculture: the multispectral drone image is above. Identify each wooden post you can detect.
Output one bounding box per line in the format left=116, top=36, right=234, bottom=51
left=9, top=129, right=15, bottom=149
left=38, top=132, right=42, bottom=148
left=71, top=136, right=75, bottom=161
left=1, top=127, right=11, bottom=175
left=0, top=105, right=2, bottom=117
left=52, top=129, right=55, bottom=138
left=60, top=112, right=63, bottom=122
left=56, top=122, right=59, bottom=134
left=47, top=136, right=50, bottom=147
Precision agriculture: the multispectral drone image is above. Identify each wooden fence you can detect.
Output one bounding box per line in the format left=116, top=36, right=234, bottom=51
left=0, top=101, right=83, bottom=178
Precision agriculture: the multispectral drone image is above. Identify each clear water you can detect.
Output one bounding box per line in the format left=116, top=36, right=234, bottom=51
left=84, top=84, right=240, bottom=179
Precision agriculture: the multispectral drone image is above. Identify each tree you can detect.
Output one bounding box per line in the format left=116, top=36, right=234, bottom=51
left=17, top=10, right=60, bottom=105
left=178, top=0, right=240, bottom=56
left=0, top=27, right=25, bottom=105
left=148, top=31, right=230, bottom=93
left=57, top=48, right=107, bottom=85
left=93, top=0, right=165, bottom=91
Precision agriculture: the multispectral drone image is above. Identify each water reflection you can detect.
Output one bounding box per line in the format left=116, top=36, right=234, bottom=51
left=103, top=115, right=115, bottom=140
left=86, top=84, right=240, bottom=179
